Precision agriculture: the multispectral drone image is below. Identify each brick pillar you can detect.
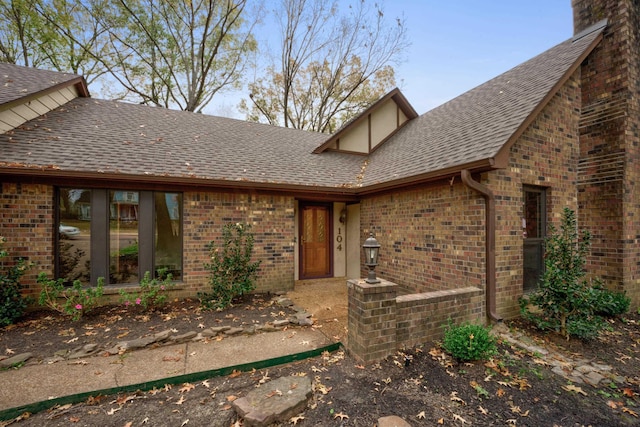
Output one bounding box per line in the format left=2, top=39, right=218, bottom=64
left=346, top=278, right=397, bottom=363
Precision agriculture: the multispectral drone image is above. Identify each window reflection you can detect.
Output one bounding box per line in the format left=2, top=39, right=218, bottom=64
left=57, top=189, right=91, bottom=284
left=155, top=192, right=182, bottom=280
left=109, top=190, right=139, bottom=284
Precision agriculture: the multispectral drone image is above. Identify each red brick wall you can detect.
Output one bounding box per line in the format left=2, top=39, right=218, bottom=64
left=360, top=72, right=581, bottom=320
left=0, top=183, right=54, bottom=298
left=360, top=183, right=485, bottom=295
left=488, top=71, right=582, bottom=318
left=182, top=191, right=296, bottom=295
left=1, top=184, right=296, bottom=300
left=573, top=0, right=640, bottom=307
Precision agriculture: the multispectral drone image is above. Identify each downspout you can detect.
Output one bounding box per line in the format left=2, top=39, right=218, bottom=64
left=461, top=170, right=503, bottom=322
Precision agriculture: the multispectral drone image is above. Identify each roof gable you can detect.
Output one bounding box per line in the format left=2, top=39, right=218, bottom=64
left=1, top=62, right=89, bottom=134
left=359, top=21, right=606, bottom=191
left=313, top=88, right=418, bottom=154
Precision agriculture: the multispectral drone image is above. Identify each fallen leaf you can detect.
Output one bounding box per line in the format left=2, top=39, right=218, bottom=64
left=417, top=411, right=426, bottom=419
left=355, top=364, right=365, bottom=369
left=115, top=395, right=136, bottom=405
left=201, top=380, right=210, bottom=388
left=142, top=417, right=149, bottom=423
left=452, top=413, right=469, bottom=424
left=290, top=415, right=305, bottom=425
left=622, top=407, right=638, bottom=417
left=65, top=337, right=79, bottom=344
left=437, top=418, right=444, bottom=424
left=69, top=416, right=80, bottom=422
left=259, top=371, right=271, bottom=384
left=106, top=407, right=120, bottom=415
left=478, top=406, right=488, bottom=415
left=265, top=389, right=283, bottom=398
left=5, top=348, right=15, bottom=355
left=497, top=388, right=506, bottom=397
left=607, top=400, right=621, bottom=409
left=226, top=395, right=238, bottom=402
left=450, top=391, right=466, bottom=405
left=174, top=395, right=186, bottom=405
left=229, top=370, right=242, bottom=378
left=179, top=383, right=195, bottom=393
left=622, top=388, right=636, bottom=397
left=333, top=412, right=349, bottom=420
left=123, top=422, right=132, bottom=427
left=180, top=420, right=189, bottom=426
left=562, top=385, right=587, bottom=396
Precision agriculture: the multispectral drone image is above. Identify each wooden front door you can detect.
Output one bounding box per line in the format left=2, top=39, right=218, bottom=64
left=300, top=203, right=331, bottom=279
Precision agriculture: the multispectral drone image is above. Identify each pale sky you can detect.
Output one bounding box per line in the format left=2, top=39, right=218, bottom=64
left=207, top=1, right=574, bottom=118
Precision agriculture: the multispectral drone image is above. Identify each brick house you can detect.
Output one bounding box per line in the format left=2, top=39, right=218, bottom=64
left=1, top=0, right=638, bottom=330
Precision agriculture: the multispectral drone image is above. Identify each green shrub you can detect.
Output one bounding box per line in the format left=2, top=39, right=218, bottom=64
left=520, top=208, right=611, bottom=340
left=199, top=223, right=261, bottom=310
left=442, top=321, right=496, bottom=361
left=37, top=274, right=104, bottom=321
left=0, top=238, right=30, bottom=326
left=592, top=287, right=630, bottom=317
left=119, top=269, right=175, bottom=310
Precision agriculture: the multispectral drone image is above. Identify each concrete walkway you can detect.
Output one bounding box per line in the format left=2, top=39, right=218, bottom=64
left=0, top=328, right=332, bottom=412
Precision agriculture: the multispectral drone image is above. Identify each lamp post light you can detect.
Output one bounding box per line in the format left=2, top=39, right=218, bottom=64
left=363, top=232, right=381, bottom=284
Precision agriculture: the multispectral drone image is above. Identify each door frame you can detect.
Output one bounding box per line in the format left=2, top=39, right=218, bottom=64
left=298, top=201, right=333, bottom=279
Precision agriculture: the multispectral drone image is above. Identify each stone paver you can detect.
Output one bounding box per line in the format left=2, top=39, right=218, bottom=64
left=492, top=323, right=615, bottom=387
left=232, top=376, right=312, bottom=427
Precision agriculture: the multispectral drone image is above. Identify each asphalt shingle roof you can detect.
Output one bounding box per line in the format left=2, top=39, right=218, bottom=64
left=0, top=22, right=605, bottom=193
left=0, top=97, right=365, bottom=189
left=362, top=23, right=605, bottom=187
left=0, top=62, right=83, bottom=106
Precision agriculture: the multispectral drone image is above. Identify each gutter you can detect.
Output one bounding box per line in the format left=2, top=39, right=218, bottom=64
left=461, top=169, right=502, bottom=322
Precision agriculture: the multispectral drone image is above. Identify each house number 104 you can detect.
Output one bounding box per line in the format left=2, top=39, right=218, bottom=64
left=336, top=227, right=343, bottom=251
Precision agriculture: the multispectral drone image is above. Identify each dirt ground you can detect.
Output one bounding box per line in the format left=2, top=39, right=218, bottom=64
left=1, top=279, right=639, bottom=426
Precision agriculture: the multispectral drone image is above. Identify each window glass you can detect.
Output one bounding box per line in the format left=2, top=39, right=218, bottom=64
left=155, top=192, right=182, bottom=280
left=524, top=191, right=543, bottom=239
left=57, top=188, right=182, bottom=285
left=109, top=190, right=139, bottom=284
left=58, top=189, right=91, bottom=284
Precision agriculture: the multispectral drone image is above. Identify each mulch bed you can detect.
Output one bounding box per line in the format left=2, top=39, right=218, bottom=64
left=1, top=298, right=639, bottom=426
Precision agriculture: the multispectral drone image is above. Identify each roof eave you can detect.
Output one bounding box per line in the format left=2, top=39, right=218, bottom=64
left=0, top=168, right=361, bottom=200
left=356, top=158, right=497, bottom=196
left=0, top=76, right=90, bottom=112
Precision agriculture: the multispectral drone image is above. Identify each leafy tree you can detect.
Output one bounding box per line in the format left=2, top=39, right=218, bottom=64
left=241, top=0, right=408, bottom=133
left=0, top=0, right=110, bottom=85
left=0, top=0, right=46, bottom=66
left=90, top=0, right=259, bottom=112
left=520, top=208, right=628, bottom=339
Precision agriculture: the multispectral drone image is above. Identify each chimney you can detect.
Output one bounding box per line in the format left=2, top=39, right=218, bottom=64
left=572, top=0, right=640, bottom=309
